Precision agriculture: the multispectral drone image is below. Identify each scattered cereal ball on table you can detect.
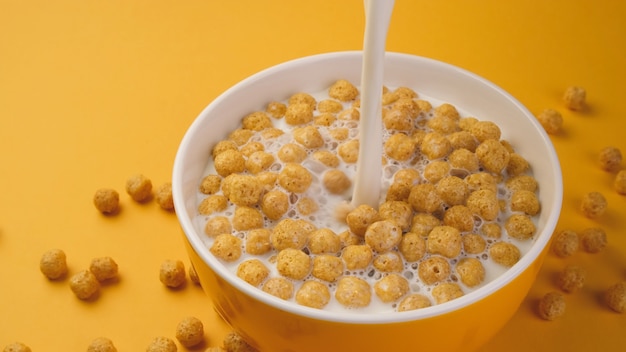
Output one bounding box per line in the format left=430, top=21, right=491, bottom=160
left=489, top=242, right=521, bottom=267
left=93, top=188, right=120, bottom=214
left=604, top=281, right=626, bottom=313
left=262, top=277, right=294, bottom=300
left=557, top=265, right=586, bottom=293
left=276, top=248, right=311, bottom=280
left=418, top=255, right=451, bottom=285
left=335, top=276, right=372, bottom=308
left=296, top=280, right=331, bottom=309
left=374, top=273, right=410, bottom=303
left=126, top=174, right=152, bottom=202
left=69, top=270, right=100, bottom=300
left=146, top=336, right=177, bottom=352
left=222, top=331, right=257, bottom=352
left=155, top=182, right=174, bottom=210
left=614, top=170, right=626, bottom=195
left=551, top=229, right=579, bottom=257
left=563, top=86, right=586, bottom=111
left=2, top=342, right=31, bottom=352
left=39, top=248, right=68, bottom=280
left=536, top=109, right=563, bottom=134
left=580, top=191, right=607, bottom=218
left=87, top=337, right=117, bottom=352
left=598, top=146, right=622, bottom=172
left=456, top=258, right=486, bottom=288
left=237, top=259, right=269, bottom=287
left=432, top=282, right=464, bottom=304
left=205, top=347, right=227, bottom=352
left=538, top=291, right=566, bottom=320
left=175, top=316, right=205, bottom=348
left=159, top=260, right=186, bottom=288
left=89, top=256, right=118, bottom=282
left=210, top=234, right=243, bottom=262
left=580, top=227, right=607, bottom=253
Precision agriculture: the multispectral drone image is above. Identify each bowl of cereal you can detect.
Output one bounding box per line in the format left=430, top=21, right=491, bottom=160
left=173, top=51, right=562, bottom=352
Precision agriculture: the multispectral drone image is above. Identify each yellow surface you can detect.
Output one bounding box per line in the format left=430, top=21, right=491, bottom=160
left=1, top=0, right=625, bottom=350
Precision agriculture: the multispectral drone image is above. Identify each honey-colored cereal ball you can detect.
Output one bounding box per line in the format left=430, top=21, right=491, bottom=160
left=476, top=139, right=510, bottom=174
left=462, top=233, right=487, bottom=254
left=408, top=183, right=443, bottom=213
left=89, top=256, right=118, bottom=282
left=277, top=143, right=307, bottom=163
left=506, top=153, right=530, bottom=177
left=271, top=219, right=313, bottom=250
left=338, top=139, right=360, bottom=163
left=415, top=99, right=433, bottom=113
left=538, top=291, right=566, bottom=320
left=214, top=149, right=246, bottom=177
left=465, top=172, right=498, bottom=193
left=338, top=230, right=360, bottom=247
left=458, top=116, right=479, bottom=131
left=398, top=294, right=432, bottom=311
left=365, top=220, right=403, bottom=253
left=374, top=273, right=410, bottom=303
left=266, top=101, right=286, bottom=118
left=314, top=112, right=337, bottom=126
left=410, top=213, right=441, bottom=237
left=423, top=160, right=451, bottom=184
left=536, top=109, right=563, bottom=134
left=469, top=120, right=501, bottom=143
left=557, top=265, right=586, bottom=293
left=505, top=214, right=536, bottom=240
left=378, top=201, right=413, bottom=232
left=242, top=111, right=272, bottom=131
left=261, top=128, right=285, bottom=140
left=418, top=255, right=451, bottom=285
left=159, top=260, right=186, bottom=288
left=383, top=108, right=413, bottom=131
left=385, top=133, right=417, bottom=161
left=312, top=255, right=344, bottom=282
left=276, top=248, right=311, bottom=280
left=385, top=179, right=412, bottom=202
left=481, top=222, right=502, bottom=239
left=317, top=99, right=343, bottom=113
left=580, top=227, right=607, bottom=253
left=432, top=282, right=464, bottom=304
left=256, top=171, right=278, bottom=192
left=551, top=229, right=579, bottom=257
left=373, top=251, right=404, bottom=272
left=615, top=170, right=626, bottom=195
left=285, top=103, right=314, bottom=125
left=189, top=265, right=200, bottom=286
left=598, top=146, right=622, bottom=172
left=433, top=102, right=459, bottom=119
left=489, top=242, right=521, bottom=267
left=87, top=337, right=117, bottom=352
left=278, top=163, right=312, bottom=193
left=289, top=92, right=317, bottom=110
left=212, top=140, right=238, bottom=159
left=394, top=168, right=421, bottom=184
left=296, top=280, right=331, bottom=309
left=126, top=174, right=152, bottom=202
left=604, top=282, right=626, bottom=313
left=40, top=248, right=68, bottom=280
left=200, top=175, right=222, bottom=195
left=69, top=270, right=100, bottom=299
left=240, top=141, right=264, bottom=157
left=505, top=174, right=538, bottom=193
left=394, top=97, right=420, bottom=117
left=245, top=228, right=271, bottom=255
left=443, top=205, right=474, bottom=232
left=222, top=331, right=257, bottom=352
left=93, top=188, right=120, bottom=214
left=245, top=151, right=275, bottom=174
left=427, top=226, right=462, bottom=258
left=198, top=195, right=228, bottom=215
left=323, top=169, right=352, bottom=194
left=329, top=127, right=349, bottom=141
left=436, top=176, right=469, bottom=206
left=205, top=216, right=232, bottom=237
left=466, top=189, right=499, bottom=221
left=335, top=276, right=371, bottom=308
left=563, top=86, right=586, bottom=111
left=399, top=232, right=427, bottom=262
left=420, top=132, right=452, bottom=160
left=338, top=107, right=360, bottom=121
left=146, top=336, right=177, bottom=352
left=308, top=228, right=342, bottom=254
left=427, top=114, right=459, bottom=134
left=345, top=204, right=379, bottom=236
left=175, top=316, right=204, bottom=348
left=329, top=79, right=359, bottom=101
left=342, top=244, right=373, bottom=270
left=312, top=150, right=340, bottom=168
left=580, top=191, right=607, bottom=218
left=456, top=258, right=485, bottom=288
left=447, top=131, right=478, bottom=152
left=448, top=148, right=479, bottom=172
left=233, top=206, right=264, bottom=231
left=210, top=234, right=242, bottom=262
left=155, top=182, right=174, bottom=210
left=237, top=259, right=270, bottom=287
left=293, top=125, right=324, bottom=149
left=262, top=277, right=294, bottom=300
left=3, top=342, right=32, bottom=352
left=261, top=190, right=289, bottom=220
left=510, top=190, right=540, bottom=215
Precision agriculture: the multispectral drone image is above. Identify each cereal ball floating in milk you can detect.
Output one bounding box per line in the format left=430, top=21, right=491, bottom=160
left=443, top=205, right=474, bottom=232
left=262, top=277, right=294, bottom=300
left=364, top=220, right=403, bottom=253
left=296, top=281, right=331, bottom=309
left=204, top=216, right=232, bottom=237
left=505, top=214, right=536, bottom=240
left=345, top=204, right=379, bottom=237
left=432, top=282, right=464, bottom=304
left=456, top=258, right=486, bottom=288
left=410, top=213, right=441, bottom=237
left=489, top=242, right=521, bottom=267
left=408, top=183, right=443, bottom=214
left=378, top=200, right=413, bottom=232
left=237, top=259, right=270, bottom=287
left=276, top=248, right=311, bottom=280
left=261, top=190, right=289, bottom=220
left=312, top=255, right=344, bottom=282
left=475, top=139, right=510, bottom=174
left=420, top=131, right=452, bottom=160
left=373, top=251, right=404, bottom=273
left=335, top=276, right=372, bottom=308
left=481, top=222, right=502, bottom=239
left=232, top=206, right=264, bottom=231
left=199, top=174, right=222, bottom=195
left=308, top=228, right=342, bottom=255
left=242, top=111, right=273, bottom=131
left=427, top=226, right=462, bottom=258
left=323, top=169, right=352, bottom=194
left=374, top=273, right=410, bottom=303
left=398, top=232, right=427, bottom=262
left=462, top=233, right=487, bottom=254
left=398, top=293, right=432, bottom=312
left=342, top=244, right=374, bottom=270
left=210, top=234, right=243, bottom=262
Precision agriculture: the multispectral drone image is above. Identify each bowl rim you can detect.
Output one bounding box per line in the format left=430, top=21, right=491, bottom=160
left=173, top=51, right=563, bottom=324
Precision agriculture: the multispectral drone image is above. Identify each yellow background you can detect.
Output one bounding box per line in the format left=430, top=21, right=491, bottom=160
left=1, top=0, right=625, bottom=350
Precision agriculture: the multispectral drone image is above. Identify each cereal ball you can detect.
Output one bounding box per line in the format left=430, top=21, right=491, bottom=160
left=476, top=139, right=510, bottom=174
left=312, top=255, right=344, bottom=282
left=242, top=111, right=272, bottom=131
left=212, top=140, right=238, bottom=159
left=245, top=151, right=275, bottom=174
left=462, top=233, right=487, bottom=254
left=255, top=171, right=278, bottom=191
left=505, top=214, right=536, bottom=240
left=394, top=168, right=421, bottom=184
left=557, top=265, right=586, bottom=293
left=323, top=169, right=352, bottom=194
left=198, top=195, right=228, bottom=215
left=510, top=190, right=540, bottom=215
left=261, top=128, right=285, bottom=140
left=240, top=141, right=264, bottom=157
left=580, top=191, right=607, bottom=218
left=214, top=149, right=246, bottom=177
left=93, top=188, right=120, bottom=214
left=427, top=114, right=459, bottom=134
left=505, top=175, right=538, bottom=193
left=432, top=282, right=464, bottom=304
left=276, top=248, right=311, bottom=280
left=447, top=131, right=478, bottom=152
left=261, top=190, right=289, bottom=220
left=39, top=248, right=68, bottom=280
left=456, top=258, right=485, bottom=288
left=427, top=226, right=462, bottom=258
left=200, top=175, right=222, bottom=195
left=383, top=108, right=413, bottom=131
left=466, top=189, right=499, bottom=221
left=489, top=242, right=521, bottom=267
left=293, top=126, right=325, bottom=149
left=399, top=232, right=427, bottom=262
left=481, top=222, right=502, bottom=239
left=271, top=219, right=313, bottom=250
left=262, top=277, right=294, bottom=300
left=204, top=216, right=232, bottom=237
left=69, top=270, right=100, bottom=299
left=175, top=316, right=204, bottom=348
left=295, top=281, right=331, bottom=309
left=244, top=229, right=271, bottom=255
left=374, top=273, right=410, bottom=303
left=420, top=132, right=452, bottom=160
left=318, top=99, right=343, bottom=113
left=232, top=206, right=264, bottom=231
left=408, top=183, right=442, bottom=213
left=378, top=200, right=413, bottom=232
left=373, top=251, right=404, bottom=272
left=266, top=101, right=286, bottom=118
left=423, top=160, right=451, bottom=184
left=465, top=172, right=498, bottom=193
left=285, top=103, right=314, bottom=125
left=615, top=170, right=626, bottom=195
left=598, top=146, right=622, bottom=172
left=159, top=260, right=186, bottom=288
left=385, top=133, right=417, bottom=161
left=338, top=139, right=360, bottom=163
left=329, top=127, right=349, bottom=141
left=146, top=336, right=177, bottom=352
left=580, top=227, right=607, bottom=253
left=155, top=182, right=174, bottom=210
left=394, top=97, right=420, bottom=117
left=335, top=276, right=371, bottom=308
left=341, top=245, right=373, bottom=270
left=345, top=204, right=379, bottom=236
left=222, top=331, right=257, bottom=352
left=3, top=342, right=31, bottom=352
left=443, top=205, right=474, bottom=232
left=563, top=86, right=586, bottom=111
left=338, top=107, right=360, bottom=120
left=315, top=112, right=337, bottom=126
left=551, top=229, right=579, bottom=257
left=237, top=259, right=269, bottom=287
left=458, top=116, right=479, bottom=131
left=414, top=98, right=432, bottom=112
left=126, top=174, right=152, bottom=202
left=308, top=228, right=342, bottom=254
left=89, top=256, right=118, bottom=282
left=604, top=282, right=626, bottom=313
left=188, top=265, right=200, bottom=286
left=538, top=292, right=566, bottom=320
left=506, top=153, right=529, bottom=177
left=433, top=102, right=459, bottom=119
left=329, top=79, right=359, bottom=101
left=398, top=294, right=432, bottom=311
left=448, top=148, right=479, bottom=172
left=277, top=143, right=307, bottom=163
left=364, top=220, right=403, bottom=253
left=410, top=213, right=441, bottom=237
left=468, top=120, right=501, bottom=143
left=312, top=150, right=340, bottom=168
left=210, top=234, right=242, bottom=262
left=289, top=92, right=317, bottom=110
left=418, top=256, right=451, bottom=285
left=385, top=179, right=412, bottom=202
left=536, top=108, right=563, bottom=134
left=278, top=163, right=312, bottom=193
left=436, top=176, right=469, bottom=206
left=87, top=337, right=117, bottom=352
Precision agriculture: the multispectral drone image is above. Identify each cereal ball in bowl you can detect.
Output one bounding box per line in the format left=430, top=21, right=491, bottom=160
left=173, top=52, right=562, bottom=352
